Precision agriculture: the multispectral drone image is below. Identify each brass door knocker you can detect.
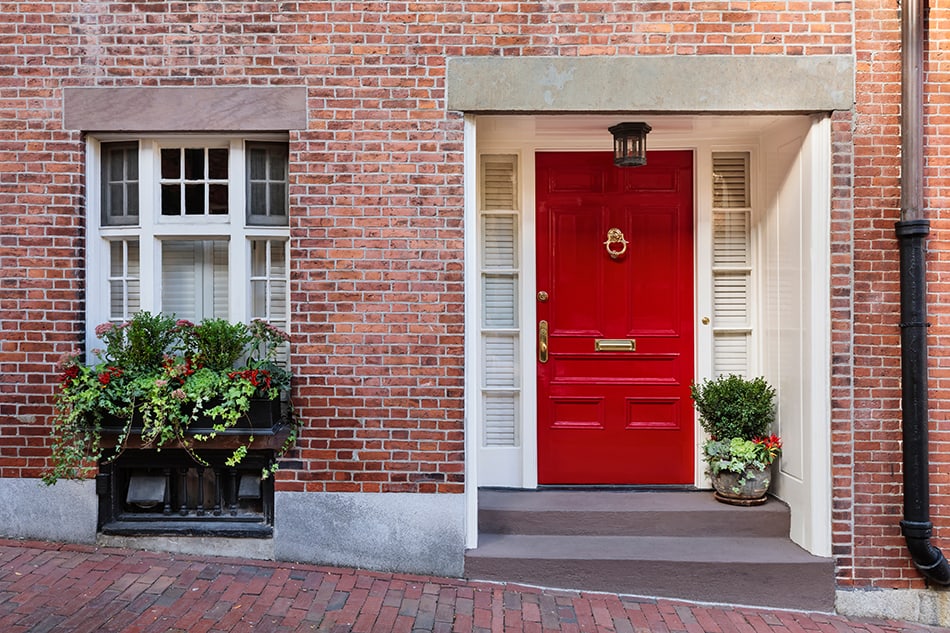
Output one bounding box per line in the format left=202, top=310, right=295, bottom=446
left=604, top=228, right=628, bottom=259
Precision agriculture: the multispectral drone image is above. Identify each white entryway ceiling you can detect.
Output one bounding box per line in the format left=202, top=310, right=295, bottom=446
left=531, top=114, right=790, bottom=139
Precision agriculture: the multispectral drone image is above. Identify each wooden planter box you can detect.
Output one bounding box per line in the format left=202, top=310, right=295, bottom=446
left=100, top=397, right=284, bottom=436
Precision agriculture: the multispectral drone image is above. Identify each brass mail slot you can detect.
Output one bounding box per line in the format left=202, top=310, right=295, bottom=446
left=595, top=339, right=636, bottom=352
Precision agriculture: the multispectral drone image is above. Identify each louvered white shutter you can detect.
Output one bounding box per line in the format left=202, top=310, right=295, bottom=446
left=479, top=155, right=520, bottom=448
left=711, top=152, right=752, bottom=376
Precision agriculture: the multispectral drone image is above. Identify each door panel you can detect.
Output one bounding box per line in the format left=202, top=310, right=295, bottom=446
left=536, top=150, right=695, bottom=485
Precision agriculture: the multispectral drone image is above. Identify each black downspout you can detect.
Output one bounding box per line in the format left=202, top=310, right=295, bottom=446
left=896, top=221, right=950, bottom=585
left=897, top=0, right=950, bottom=586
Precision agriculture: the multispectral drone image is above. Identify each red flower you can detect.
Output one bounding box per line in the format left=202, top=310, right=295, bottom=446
left=229, top=368, right=271, bottom=390
left=60, top=365, right=80, bottom=384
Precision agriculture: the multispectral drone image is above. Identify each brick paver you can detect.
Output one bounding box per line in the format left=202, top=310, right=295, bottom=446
left=0, top=539, right=938, bottom=633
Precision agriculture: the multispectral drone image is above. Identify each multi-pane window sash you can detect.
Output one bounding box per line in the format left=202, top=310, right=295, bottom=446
left=91, top=137, right=290, bottom=333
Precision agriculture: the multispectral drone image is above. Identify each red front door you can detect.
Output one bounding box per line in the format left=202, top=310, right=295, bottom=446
left=536, top=150, right=695, bottom=484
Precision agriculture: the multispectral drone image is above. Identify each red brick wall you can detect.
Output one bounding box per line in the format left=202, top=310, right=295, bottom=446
left=840, top=0, right=950, bottom=589
left=8, top=0, right=950, bottom=592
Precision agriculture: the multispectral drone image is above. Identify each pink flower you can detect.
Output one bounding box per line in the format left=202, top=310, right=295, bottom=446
left=56, top=350, right=81, bottom=372
left=95, top=322, right=115, bottom=338
left=172, top=389, right=186, bottom=400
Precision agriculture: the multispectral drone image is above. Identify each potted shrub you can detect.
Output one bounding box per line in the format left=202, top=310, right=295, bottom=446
left=44, top=312, right=298, bottom=485
left=690, top=374, right=781, bottom=505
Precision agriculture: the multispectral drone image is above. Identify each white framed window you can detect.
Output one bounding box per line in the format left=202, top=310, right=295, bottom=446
left=86, top=135, right=290, bottom=351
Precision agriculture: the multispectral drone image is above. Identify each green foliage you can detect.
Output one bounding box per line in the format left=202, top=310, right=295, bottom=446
left=689, top=374, right=776, bottom=440
left=45, top=312, right=298, bottom=485
left=187, top=319, right=254, bottom=371
left=95, top=312, right=180, bottom=371
left=705, top=438, right=764, bottom=475
left=703, top=436, right=782, bottom=494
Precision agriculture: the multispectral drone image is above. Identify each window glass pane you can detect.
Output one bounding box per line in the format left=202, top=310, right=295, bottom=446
left=162, top=240, right=229, bottom=321
left=208, top=148, right=228, bottom=180
left=184, top=184, right=204, bottom=215
left=251, top=240, right=267, bottom=277
left=109, top=281, right=125, bottom=320
left=269, top=280, right=287, bottom=320
left=162, top=184, right=181, bottom=215
left=127, top=280, right=141, bottom=314
left=209, top=184, right=228, bottom=214
left=250, top=239, right=288, bottom=321
left=110, top=241, right=124, bottom=276
left=161, top=148, right=179, bottom=179
left=127, top=182, right=139, bottom=215
left=249, top=147, right=266, bottom=180
left=269, top=156, right=286, bottom=181
left=246, top=142, right=289, bottom=226
left=250, top=183, right=266, bottom=214
left=184, top=148, right=204, bottom=180
left=270, top=240, right=286, bottom=272
left=211, top=240, right=229, bottom=319
left=126, top=148, right=138, bottom=179
left=108, top=183, right=125, bottom=216
left=101, top=142, right=139, bottom=226
left=269, top=183, right=286, bottom=217
left=108, top=240, right=140, bottom=320
left=162, top=241, right=198, bottom=320
left=109, top=154, right=124, bottom=181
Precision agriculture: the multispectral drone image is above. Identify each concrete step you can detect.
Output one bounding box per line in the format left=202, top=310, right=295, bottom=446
left=478, top=489, right=790, bottom=538
left=465, top=489, right=836, bottom=612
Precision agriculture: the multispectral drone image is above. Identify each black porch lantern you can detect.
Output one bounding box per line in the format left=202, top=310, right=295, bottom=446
left=608, top=122, right=652, bottom=167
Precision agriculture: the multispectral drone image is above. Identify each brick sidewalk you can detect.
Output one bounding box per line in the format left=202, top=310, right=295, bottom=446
left=0, top=539, right=938, bottom=633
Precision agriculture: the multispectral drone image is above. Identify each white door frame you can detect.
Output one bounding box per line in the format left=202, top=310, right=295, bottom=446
left=464, top=114, right=832, bottom=558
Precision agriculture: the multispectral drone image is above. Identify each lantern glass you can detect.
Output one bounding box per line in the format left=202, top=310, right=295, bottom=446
left=608, top=122, right=652, bottom=167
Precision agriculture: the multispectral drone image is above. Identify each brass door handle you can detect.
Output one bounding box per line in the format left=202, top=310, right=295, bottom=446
left=538, top=320, right=549, bottom=363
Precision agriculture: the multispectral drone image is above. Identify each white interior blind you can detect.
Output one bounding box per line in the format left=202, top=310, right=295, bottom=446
left=162, top=240, right=229, bottom=321
left=108, top=239, right=140, bottom=321
left=711, top=152, right=753, bottom=376
left=250, top=238, right=289, bottom=324
left=480, top=154, right=520, bottom=448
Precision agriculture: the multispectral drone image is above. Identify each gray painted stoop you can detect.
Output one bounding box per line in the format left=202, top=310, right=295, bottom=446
left=464, top=489, right=835, bottom=612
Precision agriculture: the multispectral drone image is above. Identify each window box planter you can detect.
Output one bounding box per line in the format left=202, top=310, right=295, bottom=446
left=100, top=397, right=285, bottom=436
left=45, top=313, right=298, bottom=485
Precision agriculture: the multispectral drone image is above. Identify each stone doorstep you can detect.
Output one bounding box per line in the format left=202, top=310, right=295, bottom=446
left=466, top=488, right=836, bottom=612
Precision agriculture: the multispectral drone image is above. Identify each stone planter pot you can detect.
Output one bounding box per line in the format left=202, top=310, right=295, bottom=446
left=711, top=464, right=772, bottom=506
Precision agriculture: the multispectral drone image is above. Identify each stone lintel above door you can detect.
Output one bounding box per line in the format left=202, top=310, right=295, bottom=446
left=446, top=55, right=854, bottom=113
